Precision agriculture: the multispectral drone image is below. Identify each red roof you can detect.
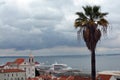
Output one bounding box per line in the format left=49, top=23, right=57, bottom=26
left=67, top=76, right=74, bottom=80
left=0, top=66, right=4, bottom=68
left=97, top=74, right=112, bottom=80
left=27, top=75, right=92, bottom=80
left=59, top=76, right=68, bottom=80
left=53, top=78, right=57, bottom=80
left=14, top=58, right=24, bottom=64
left=0, top=69, right=25, bottom=73
left=5, top=62, right=14, bottom=65
left=5, top=58, right=24, bottom=66
left=58, top=76, right=91, bottom=80
left=39, top=75, right=52, bottom=79
left=35, top=62, right=39, bottom=64
left=27, top=78, right=38, bottom=80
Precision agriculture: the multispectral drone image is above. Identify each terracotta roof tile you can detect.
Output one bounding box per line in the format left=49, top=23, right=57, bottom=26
left=59, top=76, right=68, bottom=80
left=38, top=75, right=52, bottom=79
left=97, top=74, right=112, bottom=80
left=5, top=58, right=24, bottom=66
left=53, top=78, right=57, bottom=80
left=14, top=58, right=24, bottom=64
left=5, top=62, right=14, bottom=65
left=35, top=62, right=39, bottom=64
left=27, top=78, right=38, bottom=80
left=0, top=66, right=4, bottom=68
left=67, top=76, right=74, bottom=80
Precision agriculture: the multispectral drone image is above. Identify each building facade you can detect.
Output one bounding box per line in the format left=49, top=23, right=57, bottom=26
left=0, top=69, right=26, bottom=80
left=4, top=56, right=35, bottom=78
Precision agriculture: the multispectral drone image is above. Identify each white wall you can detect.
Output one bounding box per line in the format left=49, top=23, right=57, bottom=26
left=0, top=71, right=26, bottom=80
left=19, top=62, right=35, bottom=78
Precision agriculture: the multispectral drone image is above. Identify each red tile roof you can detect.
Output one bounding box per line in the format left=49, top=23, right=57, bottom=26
left=97, top=74, right=112, bottom=80
left=67, top=76, right=74, bottom=80
left=27, top=75, right=92, bottom=80
left=58, top=76, right=91, bottom=80
left=0, top=69, right=25, bottom=73
left=59, top=76, right=68, bottom=80
left=27, top=78, right=38, bottom=80
left=5, top=58, right=25, bottom=66
left=14, top=58, right=24, bottom=64
left=5, top=62, right=14, bottom=65
left=39, top=75, right=52, bottom=79
left=53, top=78, right=57, bottom=80
left=35, top=62, right=39, bottom=64
left=0, top=66, right=4, bottom=68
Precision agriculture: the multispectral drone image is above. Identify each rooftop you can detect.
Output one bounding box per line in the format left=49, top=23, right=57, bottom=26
left=14, top=58, right=25, bottom=64
left=0, top=69, right=25, bottom=73
left=98, top=71, right=120, bottom=76
left=97, top=74, right=112, bottom=80
left=5, top=58, right=25, bottom=66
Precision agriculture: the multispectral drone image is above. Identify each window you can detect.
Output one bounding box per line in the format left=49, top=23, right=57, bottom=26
left=33, top=73, right=34, bottom=76
left=12, top=74, right=13, bottom=76
left=32, top=69, right=34, bottom=71
left=21, top=78, right=24, bottom=80
left=16, top=73, right=18, bottom=76
left=24, top=68, right=26, bottom=71
left=32, top=58, right=34, bottom=62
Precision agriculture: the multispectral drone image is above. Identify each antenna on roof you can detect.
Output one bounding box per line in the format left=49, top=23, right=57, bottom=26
left=29, top=50, right=34, bottom=58
left=29, top=50, right=34, bottom=63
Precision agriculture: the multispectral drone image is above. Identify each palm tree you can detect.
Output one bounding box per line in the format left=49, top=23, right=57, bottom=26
left=74, top=5, right=109, bottom=80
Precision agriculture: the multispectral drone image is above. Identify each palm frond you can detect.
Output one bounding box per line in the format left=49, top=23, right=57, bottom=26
left=76, top=12, right=87, bottom=19
left=92, top=6, right=100, bottom=19
left=93, top=5, right=100, bottom=13
left=74, top=18, right=87, bottom=28
left=83, top=6, right=92, bottom=18
left=97, top=18, right=109, bottom=33
left=99, top=13, right=108, bottom=18
left=97, top=18, right=109, bottom=27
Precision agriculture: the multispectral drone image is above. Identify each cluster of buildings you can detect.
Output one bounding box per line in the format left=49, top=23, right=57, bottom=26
left=0, top=55, right=35, bottom=80
left=97, top=71, right=120, bottom=80
left=0, top=56, right=120, bottom=80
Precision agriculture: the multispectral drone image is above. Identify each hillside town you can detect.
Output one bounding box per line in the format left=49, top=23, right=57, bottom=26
left=0, top=56, right=120, bottom=80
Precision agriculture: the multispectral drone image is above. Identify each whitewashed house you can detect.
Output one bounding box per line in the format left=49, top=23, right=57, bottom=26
left=97, top=71, right=120, bottom=80
left=0, top=69, right=26, bottom=80
left=4, top=55, right=35, bottom=78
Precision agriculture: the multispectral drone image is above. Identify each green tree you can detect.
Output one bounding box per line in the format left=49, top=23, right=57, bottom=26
left=74, top=5, right=109, bottom=80
left=35, top=68, right=40, bottom=76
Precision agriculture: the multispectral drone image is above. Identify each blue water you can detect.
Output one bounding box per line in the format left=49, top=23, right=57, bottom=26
left=0, top=54, right=120, bottom=72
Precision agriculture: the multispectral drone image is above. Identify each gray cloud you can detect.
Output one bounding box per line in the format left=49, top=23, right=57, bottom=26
left=0, top=0, right=119, bottom=56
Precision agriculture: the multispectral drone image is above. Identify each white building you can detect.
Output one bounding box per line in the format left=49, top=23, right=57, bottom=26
left=4, top=56, right=35, bottom=78
left=0, top=69, right=26, bottom=80
left=97, top=71, right=120, bottom=80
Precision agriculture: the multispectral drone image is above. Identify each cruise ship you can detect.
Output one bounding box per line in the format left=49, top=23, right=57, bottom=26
left=50, top=62, right=72, bottom=71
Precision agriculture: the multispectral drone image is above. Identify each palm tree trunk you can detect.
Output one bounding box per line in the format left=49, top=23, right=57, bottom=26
left=91, top=49, right=96, bottom=80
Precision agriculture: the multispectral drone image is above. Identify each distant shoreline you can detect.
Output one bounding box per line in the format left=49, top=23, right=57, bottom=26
left=0, top=53, right=120, bottom=58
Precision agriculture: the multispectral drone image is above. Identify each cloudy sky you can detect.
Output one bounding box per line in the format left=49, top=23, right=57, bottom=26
left=0, top=0, right=120, bottom=56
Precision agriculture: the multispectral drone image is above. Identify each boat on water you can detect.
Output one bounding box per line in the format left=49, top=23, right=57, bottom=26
left=50, top=62, right=72, bottom=71
left=35, top=61, right=72, bottom=73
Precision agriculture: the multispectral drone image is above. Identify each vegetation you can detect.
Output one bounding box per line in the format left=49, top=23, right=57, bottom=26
left=35, top=68, right=40, bottom=76
left=74, top=5, right=109, bottom=80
